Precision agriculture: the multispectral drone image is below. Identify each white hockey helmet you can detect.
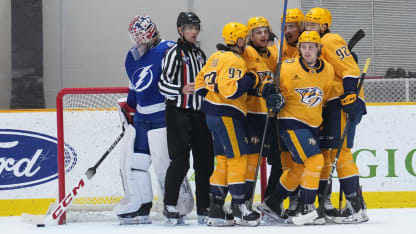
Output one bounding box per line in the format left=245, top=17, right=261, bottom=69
left=128, top=15, right=159, bottom=55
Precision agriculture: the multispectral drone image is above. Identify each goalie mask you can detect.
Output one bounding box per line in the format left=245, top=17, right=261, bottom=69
left=128, top=15, right=159, bottom=57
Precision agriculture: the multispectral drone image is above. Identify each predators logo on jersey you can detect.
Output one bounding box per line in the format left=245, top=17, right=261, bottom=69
left=295, top=87, right=323, bottom=107
left=257, top=71, right=274, bottom=82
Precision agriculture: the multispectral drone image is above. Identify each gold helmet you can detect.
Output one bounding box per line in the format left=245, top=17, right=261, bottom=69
left=298, top=31, right=321, bottom=45
left=222, top=22, right=248, bottom=45
left=281, top=8, right=304, bottom=23
left=247, top=16, right=271, bottom=33
left=305, top=7, right=332, bottom=28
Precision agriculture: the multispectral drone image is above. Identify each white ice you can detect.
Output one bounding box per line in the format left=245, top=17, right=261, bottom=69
left=2, top=208, right=416, bottom=234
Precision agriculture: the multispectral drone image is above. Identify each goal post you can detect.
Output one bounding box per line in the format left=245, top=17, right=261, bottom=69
left=56, top=87, right=129, bottom=224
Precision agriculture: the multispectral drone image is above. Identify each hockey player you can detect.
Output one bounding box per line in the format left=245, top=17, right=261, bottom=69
left=264, top=8, right=306, bottom=219
left=195, top=22, right=261, bottom=227
left=281, top=8, right=305, bottom=60
left=280, top=7, right=305, bottom=218
left=114, top=15, right=194, bottom=225
left=158, top=12, right=214, bottom=225
left=305, top=7, right=368, bottom=223
left=241, top=16, right=280, bottom=204
left=258, top=31, right=334, bottom=225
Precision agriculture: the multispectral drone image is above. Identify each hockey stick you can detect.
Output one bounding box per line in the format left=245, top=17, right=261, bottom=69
left=22, top=126, right=125, bottom=226
left=348, top=29, right=365, bottom=51
left=248, top=0, right=288, bottom=209
left=318, top=58, right=371, bottom=213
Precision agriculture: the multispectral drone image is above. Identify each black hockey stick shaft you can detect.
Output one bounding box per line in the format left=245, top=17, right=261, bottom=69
left=348, top=29, right=365, bottom=51
left=320, top=58, right=371, bottom=209
left=249, top=0, right=288, bottom=208
left=85, top=126, right=125, bottom=179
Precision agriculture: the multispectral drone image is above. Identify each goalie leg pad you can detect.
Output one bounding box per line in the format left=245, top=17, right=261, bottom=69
left=114, top=125, right=153, bottom=217
left=148, top=127, right=194, bottom=216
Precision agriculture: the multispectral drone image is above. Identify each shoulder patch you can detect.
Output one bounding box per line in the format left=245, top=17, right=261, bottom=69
left=166, top=41, right=175, bottom=47
left=285, top=58, right=295, bottom=63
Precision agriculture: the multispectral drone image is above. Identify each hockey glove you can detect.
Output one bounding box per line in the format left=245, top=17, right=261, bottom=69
left=266, top=93, right=285, bottom=114
left=339, top=92, right=366, bottom=125
left=261, top=83, right=276, bottom=98
left=117, top=99, right=135, bottom=125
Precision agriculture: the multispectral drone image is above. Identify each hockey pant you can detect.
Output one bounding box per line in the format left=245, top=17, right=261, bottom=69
left=148, top=127, right=194, bottom=216
left=114, top=124, right=153, bottom=216
left=320, top=148, right=359, bottom=197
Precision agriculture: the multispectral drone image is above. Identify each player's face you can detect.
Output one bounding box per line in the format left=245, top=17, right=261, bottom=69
left=305, top=22, right=320, bottom=33
left=234, top=37, right=247, bottom=54
left=284, top=22, right=301, bottom=44
left=180, top=24, right=200, bottom=43
left=299, top=42, right=319, bottom=65
left=251, top=26, right=269, bottom=48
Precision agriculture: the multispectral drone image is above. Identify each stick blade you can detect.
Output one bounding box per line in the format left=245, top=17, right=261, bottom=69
left=348, top=29, right=365, bottom=51
left=21, top=213, right=47, bottom=225
left=85, top=167, right=96, bottom=179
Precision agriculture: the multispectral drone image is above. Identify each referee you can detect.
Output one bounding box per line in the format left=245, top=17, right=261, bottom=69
left=158, top=12, right=214, bottom=224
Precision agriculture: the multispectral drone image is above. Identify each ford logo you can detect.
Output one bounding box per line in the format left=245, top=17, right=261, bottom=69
left=0, top=129, right=77, bottom=190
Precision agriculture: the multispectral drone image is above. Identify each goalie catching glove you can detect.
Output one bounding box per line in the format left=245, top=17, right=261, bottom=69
left=118, top=98, right=135, bottom=124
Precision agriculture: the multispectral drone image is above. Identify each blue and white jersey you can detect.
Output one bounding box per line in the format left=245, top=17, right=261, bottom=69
left=125, top=40, right=175, bottom=120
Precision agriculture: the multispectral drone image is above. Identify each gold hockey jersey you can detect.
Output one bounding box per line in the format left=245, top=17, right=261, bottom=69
left=282, top=38, right=299, bottom=61
left=278, top=57, right=334, bottom=128
left=195, top=50, right=257, bottom=119
left=242, top=45, right=278, bottom=115
left=321, top=33, right=361, bottom=99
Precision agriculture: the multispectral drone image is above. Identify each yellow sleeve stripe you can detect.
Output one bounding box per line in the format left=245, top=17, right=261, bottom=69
left=287, top=130, right=308, bottom=162
left=221, top=116, right=241, bottom=157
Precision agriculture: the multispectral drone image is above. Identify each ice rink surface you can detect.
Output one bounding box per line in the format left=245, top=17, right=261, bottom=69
left=2, top=208, right=416, bottom=234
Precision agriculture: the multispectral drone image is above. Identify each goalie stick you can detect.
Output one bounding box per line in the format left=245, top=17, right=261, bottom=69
left=22, top=125, right=126, bottom=226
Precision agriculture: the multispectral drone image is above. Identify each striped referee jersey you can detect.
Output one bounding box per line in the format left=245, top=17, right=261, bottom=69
left=159, top=39, right=206, bottom=110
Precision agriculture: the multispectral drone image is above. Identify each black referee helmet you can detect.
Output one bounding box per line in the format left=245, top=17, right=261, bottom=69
left=176, top=12, right=200, bottom=28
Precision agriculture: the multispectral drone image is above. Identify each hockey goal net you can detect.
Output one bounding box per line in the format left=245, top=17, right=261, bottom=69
left=56, top=87, right=267, bottom=224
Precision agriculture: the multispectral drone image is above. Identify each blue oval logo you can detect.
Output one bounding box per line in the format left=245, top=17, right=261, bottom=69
left=0, top=129, right=77, bottom=190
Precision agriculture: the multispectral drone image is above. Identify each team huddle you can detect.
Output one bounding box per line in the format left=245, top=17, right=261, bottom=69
left=115, top=7, right=368, bottom=227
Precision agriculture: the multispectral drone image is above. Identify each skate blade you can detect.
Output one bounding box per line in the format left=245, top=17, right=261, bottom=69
left=207, top=218, right=234, bottom=227
left=257, top=207, right=288, bottom=224
left=234, top=217, right=260, bottom=227
left=334, top=211, right=366, bottom=224
left=292, top=210, right=319, bottom=225
left=164, top=217, right=185, bottom=225
left=119, top=216, right=152, bottom=225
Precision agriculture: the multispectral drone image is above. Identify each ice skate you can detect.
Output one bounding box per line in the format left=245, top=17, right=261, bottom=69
left=285, top=194, right=300, bottom=218
left=257, top=198, right=287, bottom=224
left=318, top=194, right=338, bottom=222
left=206, top=197, right=234, bottom=227
left=334, top=196, right=367, bottom=224
left=231, top=202, right=260, bottom=226
left=197, top=208, right=209, bottom=224
left=292, top=203, right=326, bottom=225
left=117, top=202, right=152, bottom=225
left=163, top=205, right=184, bottom=225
